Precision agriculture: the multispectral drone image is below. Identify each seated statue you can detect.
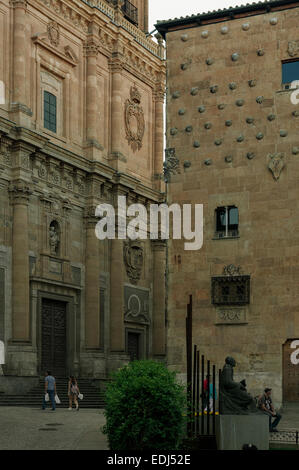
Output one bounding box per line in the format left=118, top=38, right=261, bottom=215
left=219, top=357, right=258, bottom=415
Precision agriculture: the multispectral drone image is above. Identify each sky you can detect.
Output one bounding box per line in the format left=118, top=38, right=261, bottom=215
left=149, top=0, right=257, bottom=33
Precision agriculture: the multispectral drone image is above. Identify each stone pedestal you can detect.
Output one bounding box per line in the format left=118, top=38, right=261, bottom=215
left=216, top=414, right=269, bottom=450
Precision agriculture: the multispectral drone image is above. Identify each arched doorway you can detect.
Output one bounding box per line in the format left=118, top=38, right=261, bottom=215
left=283, top=339, right=299, bottom=402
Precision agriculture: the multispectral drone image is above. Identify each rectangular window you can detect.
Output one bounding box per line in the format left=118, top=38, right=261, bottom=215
left=215, top=206, right=239, bottom=238
left=282, top=60, right=299, bottom=89
left=44, top=91, right=57, bottom=133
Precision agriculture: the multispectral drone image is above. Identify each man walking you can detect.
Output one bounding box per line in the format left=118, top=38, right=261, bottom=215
left=258, top=388, right=282, bottom=432
left=42, top=371, right=56, bottom=411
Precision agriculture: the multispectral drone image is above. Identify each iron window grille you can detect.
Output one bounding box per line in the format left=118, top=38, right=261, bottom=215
left=211, top=275, right=250, bottom=305
left=121, top=0, right=138, bottom=26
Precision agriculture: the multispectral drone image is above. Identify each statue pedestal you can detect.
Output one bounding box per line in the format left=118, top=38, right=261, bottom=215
left=216, top=414, right=269, bottom=450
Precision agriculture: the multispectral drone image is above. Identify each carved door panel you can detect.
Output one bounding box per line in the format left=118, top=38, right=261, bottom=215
left=283, top=340, right=299, bottom=402
left=128, top=332, right=140, bottom=362
left=41, top=299, right=67, bottom=377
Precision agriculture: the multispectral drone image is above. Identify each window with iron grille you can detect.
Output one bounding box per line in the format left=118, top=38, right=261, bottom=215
left=211, top=275, right=250, bottom=305
left=44, top=91, right=57, bottom=133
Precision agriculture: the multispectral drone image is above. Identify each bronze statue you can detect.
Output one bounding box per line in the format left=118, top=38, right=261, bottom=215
left=219, top=357, right=258, bottom=415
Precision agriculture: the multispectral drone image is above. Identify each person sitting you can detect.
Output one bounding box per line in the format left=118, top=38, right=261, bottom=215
left=258, top=388, right=282, bottom=432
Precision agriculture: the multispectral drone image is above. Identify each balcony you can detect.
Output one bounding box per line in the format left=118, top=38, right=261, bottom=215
left=121, top=0, right=138, bottom=26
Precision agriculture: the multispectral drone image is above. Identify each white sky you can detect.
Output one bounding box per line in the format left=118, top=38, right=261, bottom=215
left=149, top=0, right=257, bottom=33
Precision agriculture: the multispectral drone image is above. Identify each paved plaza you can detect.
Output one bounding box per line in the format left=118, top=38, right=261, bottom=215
left=0, top=404, right=298, bottom=450
left=0, top=407, right=109, bottom=450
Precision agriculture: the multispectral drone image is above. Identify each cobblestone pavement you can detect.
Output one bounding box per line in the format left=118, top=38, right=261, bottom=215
left=279, top=403, right=299, bottom=430
left=0, top=407, right=109, bottom=450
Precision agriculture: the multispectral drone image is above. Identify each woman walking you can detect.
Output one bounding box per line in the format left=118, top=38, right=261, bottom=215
left=68, top=376, right=80, bottom=411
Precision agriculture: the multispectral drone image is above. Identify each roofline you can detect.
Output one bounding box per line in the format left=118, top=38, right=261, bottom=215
left=155, top=0, right=299, bottom=39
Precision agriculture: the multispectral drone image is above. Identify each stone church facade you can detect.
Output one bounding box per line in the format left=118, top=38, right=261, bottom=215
left=157, top=0, right=299, bottom=406
left=0, top=0, right=166, bottom=385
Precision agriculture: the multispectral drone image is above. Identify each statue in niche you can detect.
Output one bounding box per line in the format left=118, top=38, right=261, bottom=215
left=49, top=224, right=59, bottom=256
left=219, top=357, right=258, bottom=415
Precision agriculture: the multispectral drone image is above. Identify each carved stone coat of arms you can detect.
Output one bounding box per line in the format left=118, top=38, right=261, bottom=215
left=124, top=240, right=144, bottom=285
left=125, top=86, right=145, bottom=152
left=288, top=40, right=299, bottom=57
left=268, top=153, right=285, bottom=181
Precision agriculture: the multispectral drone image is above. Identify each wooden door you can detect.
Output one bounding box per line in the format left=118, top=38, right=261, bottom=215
left=41, top=299, right=67, bottom=377
left=128, top=332, right=140, bottom=362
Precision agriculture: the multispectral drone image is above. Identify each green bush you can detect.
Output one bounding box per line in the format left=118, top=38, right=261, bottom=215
left=103, top=360, right=186, bottom=451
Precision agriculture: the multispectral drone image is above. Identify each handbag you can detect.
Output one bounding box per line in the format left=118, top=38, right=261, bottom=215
left=78, top=393, right=83, bottom=400
left=55, top=394, right=61, bottom=404
left=45, top=393, right=49, bottom=402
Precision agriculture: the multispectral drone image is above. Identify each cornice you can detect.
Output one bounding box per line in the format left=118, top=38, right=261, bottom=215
left=0, top=117, right=164, bottom=202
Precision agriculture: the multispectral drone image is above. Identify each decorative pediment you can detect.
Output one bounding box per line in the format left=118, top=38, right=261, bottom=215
left=31, top=21, right=78, bottom=67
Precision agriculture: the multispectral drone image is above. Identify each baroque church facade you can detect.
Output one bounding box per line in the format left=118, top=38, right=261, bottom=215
left=0, top=0, right=166, bottom=386
left=157, top=0, right=299, bottom=406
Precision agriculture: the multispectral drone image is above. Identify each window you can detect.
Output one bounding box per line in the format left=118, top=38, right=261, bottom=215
left=44, top=91, right=57, bottom=133
left=282, top=60, right=299, bottom=90
left=215, top=206, right=239, bottom=238
left=211, top=275, right=250, bottom=305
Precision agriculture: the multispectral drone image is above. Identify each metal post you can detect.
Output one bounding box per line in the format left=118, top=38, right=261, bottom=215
left=207, top=360, right=210, bottom=435
left=213, top=365, right=216, bottom=435
left=219, top=369, right=222, bottom=415
left=201, top=355, right=205, bottom=435
left=192, top=345, right=197, bottom=437
left=186, top=296, right=192, bottom=438
left=196, top=350, right=200, bottom=436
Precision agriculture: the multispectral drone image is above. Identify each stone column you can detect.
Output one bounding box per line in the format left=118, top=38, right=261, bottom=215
left=10, top=180, right=31, bottom=341
left=84, top=30, right=103, bottom=159
left=143, top=0, right=149, bottom=33
left=85, top=208, right=101, bottom=349
left=152, top=240, right=166, bottom=356
left=11, top=0, right=31, bottom=120
left=110, top=237, right=125, bottom=352
left=153, top=82, right=165, bottom=190
left=109, top=58, right=126, bottom=171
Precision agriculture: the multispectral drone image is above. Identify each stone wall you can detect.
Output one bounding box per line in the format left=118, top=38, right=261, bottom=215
left=164, top=6, right=299, bottom=407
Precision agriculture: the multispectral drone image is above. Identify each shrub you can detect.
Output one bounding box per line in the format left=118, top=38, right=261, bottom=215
left=103, top=360, right=186, bottom=451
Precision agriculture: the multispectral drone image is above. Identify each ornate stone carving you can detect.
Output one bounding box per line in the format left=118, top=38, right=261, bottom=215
left=216, top=308, right=247, bottom=324
left=125, top=85, right=145, bottom=152
left=124, top=240, right=144, bottom=285
left=124, top=286, right=149, bottom=324
left=288, top=40, right=299, bottom=57
left=268, top=153, right=285, bottom=181
left=223, top=264, right=243, bottom=276
left=164, top=148, right=180, bottom=182
left=40, top=0, right=89, bottom=33
left=47, top=21, right=60, bottom=47
left=231, top=53, right=239, bottom=62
